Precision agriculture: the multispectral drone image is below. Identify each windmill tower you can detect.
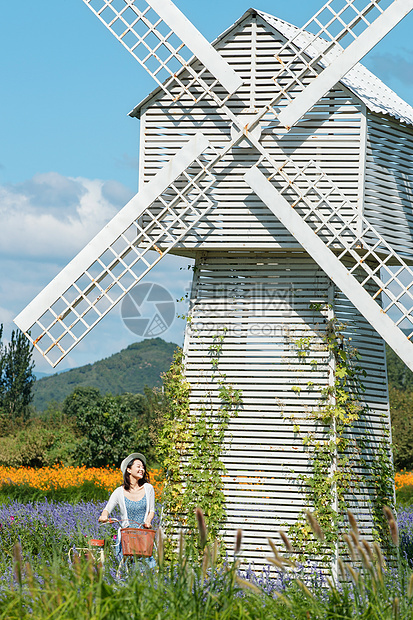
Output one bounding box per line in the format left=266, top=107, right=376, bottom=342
left=15, top=0, right=413, bottom=567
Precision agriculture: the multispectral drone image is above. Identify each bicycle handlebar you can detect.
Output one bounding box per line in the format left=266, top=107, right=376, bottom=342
left=101, top=518, right=148, bottom=528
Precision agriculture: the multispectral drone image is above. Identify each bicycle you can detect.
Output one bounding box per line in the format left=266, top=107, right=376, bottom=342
left=67, top=518, right=118, bottom=566
left=68, top=518, right=157, bottom=578
left=106, top=517, right=157, bottom=579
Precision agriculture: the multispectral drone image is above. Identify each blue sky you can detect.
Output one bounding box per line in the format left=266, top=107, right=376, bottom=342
left=1, top=0, right=413, bottom=373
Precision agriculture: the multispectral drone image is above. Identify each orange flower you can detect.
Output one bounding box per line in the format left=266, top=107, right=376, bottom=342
left=395, top=470, right=413, bottom=491
left=0, top=465, right=164, bottom=498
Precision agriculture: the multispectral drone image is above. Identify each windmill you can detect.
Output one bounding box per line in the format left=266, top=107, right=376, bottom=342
left=15, top=0, right=413, bottom=566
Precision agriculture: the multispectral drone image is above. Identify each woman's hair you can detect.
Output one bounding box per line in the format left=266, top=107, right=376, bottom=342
left=123, top=458, right=150, bottom=490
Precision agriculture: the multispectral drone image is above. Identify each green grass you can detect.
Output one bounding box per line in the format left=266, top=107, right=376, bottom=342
left=1, top=541, right=413, bottom=620
left=0, top=480, right=111, bottom=505
left=0, top=559, right=275, bottom=620
left=0, top=489, right=412, bottom=619
left=1, top=508, right=413, bottom=620
left=396, top=484, right=413, bottom=507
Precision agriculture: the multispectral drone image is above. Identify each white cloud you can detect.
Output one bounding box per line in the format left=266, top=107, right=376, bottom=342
left=0, top=172, right=134, bottom=260
left=0, top=171, right=193, bottom=374
left=10, top=172, right=86, bottom=213
left=0, top=306, right=14, bottom=331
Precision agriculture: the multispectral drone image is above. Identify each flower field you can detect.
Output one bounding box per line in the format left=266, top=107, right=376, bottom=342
left=395, top=470, right=413, bottom=490
left=0, top=498, right=411, bottom=618
left=1, top=464, right=411, bottom=502
left=0, top=467, right=412, bottom=618
left=0, top=465, right=165, bottom=498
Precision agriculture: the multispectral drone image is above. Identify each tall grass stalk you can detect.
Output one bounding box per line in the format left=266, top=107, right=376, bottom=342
left=1, top=507, right=413, bottom=619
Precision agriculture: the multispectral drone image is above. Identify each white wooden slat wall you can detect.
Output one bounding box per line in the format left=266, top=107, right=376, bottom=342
left=365, top=113, right=413, bottom=257
left=139, top=14, right=364, bottom=251
left=183, top=251, right=391, bottom=567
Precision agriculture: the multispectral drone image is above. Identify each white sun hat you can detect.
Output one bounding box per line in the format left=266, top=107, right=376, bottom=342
left=120, top=452, right=146, bottom=476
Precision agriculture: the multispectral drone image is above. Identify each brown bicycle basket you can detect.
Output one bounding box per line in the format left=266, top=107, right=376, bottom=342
left=120, top=527, right=156, bottom=557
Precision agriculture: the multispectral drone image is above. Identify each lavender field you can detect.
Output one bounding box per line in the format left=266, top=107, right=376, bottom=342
left=0, top=500, right=112, bottom=589
left=0, top=499, right=412, bottom=618
left=398, top=506, right=413, bottom=569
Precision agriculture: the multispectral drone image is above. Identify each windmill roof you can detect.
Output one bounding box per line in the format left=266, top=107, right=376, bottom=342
left=257, top=9, right=413, bottom=126
left=130, top=7, right=413, bottom=126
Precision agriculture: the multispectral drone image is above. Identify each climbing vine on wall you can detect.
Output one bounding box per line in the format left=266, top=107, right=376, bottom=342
left=287, top=305, right=394, bottom=562
left=157, top=332, right=243, bottom=559
left=156, top=348, right=192, bottom=557
left=369, top=435, right=395, bottom=555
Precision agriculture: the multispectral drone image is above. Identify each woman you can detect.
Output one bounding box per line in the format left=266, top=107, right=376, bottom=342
left=99, top=452, right=155, bottom=565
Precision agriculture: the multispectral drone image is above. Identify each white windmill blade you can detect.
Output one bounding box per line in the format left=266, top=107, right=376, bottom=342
left=245, top=164, right=413, bottom=372
left=272, top=0, right=413, bottom=129
left=15, top=133, right=218, bottom=367
left=81, top=0, right=242, bottom=104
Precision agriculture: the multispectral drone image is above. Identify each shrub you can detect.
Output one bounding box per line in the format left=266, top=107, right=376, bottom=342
left=390, top=386, right=413, bottom=470
left=0, top=417, right=79, bottom=467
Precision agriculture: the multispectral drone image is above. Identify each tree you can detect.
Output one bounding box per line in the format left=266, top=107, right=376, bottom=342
left=62, top=386, right=102, bottom=418
left=62, top=387, right=152, bottom=466
left=142, top=384, right=170, bottom=464
left=74, top=393, right=138, bottom=467
left=0, top=325, right=35, bottom=426
left=389, top=385, right=413, bottom=470
left=0, top=325, right=5, bottom=407
left=386, top=344, right=413, bottom=390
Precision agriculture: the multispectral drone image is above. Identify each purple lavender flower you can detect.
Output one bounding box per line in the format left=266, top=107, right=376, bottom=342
left=398, top=505, right=413, bottom=567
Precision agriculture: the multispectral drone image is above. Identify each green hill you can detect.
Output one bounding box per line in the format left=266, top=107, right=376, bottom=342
left=32, top=338, right=177, bottom=411
left=31, top=340, right=413, bottom=412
